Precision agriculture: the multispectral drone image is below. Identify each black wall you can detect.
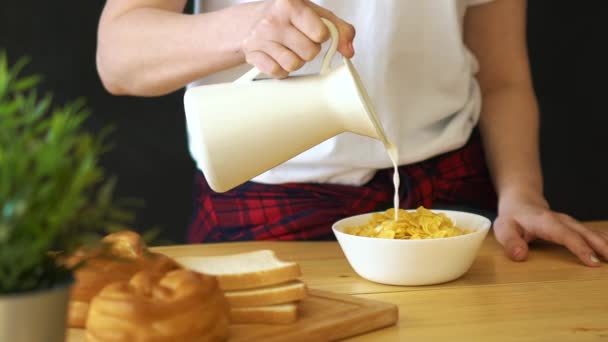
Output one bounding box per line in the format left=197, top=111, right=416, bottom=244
left=1, top=1, right=196, bottom=243
left=1, top=1, right=606, bottom=243
left=527, top=2, right=608, bottom=219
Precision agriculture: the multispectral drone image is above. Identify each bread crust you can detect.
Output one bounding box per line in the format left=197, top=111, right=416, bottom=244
left=225, top=280, right=307, bottom=307
left=176, top=250, right=302, bottom=291
left=217, top=263, right=302, bottom=291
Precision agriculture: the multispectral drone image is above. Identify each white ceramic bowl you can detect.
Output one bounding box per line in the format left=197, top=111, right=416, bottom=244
left=332, top=210, right=491, bottom=286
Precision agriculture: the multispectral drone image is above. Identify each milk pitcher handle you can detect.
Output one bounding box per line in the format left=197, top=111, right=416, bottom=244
left=235, top=18, right=339, bottom=83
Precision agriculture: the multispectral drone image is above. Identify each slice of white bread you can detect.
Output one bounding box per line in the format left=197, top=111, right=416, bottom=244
left=230, top=302, right=299, bottom=324
left=175, top=250, right=301, bottom=291
left=225, top=280, right=307, bottom=307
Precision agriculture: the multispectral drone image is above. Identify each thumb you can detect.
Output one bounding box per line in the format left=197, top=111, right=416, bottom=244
left=308, top=3, right=356, bottom=57
left=332, top=20, right=356, bottom=58
left=493, top=217, right=529, bottom=262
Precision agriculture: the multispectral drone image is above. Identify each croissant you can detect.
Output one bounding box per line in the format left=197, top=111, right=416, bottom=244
left=86, top=269, right=230, bottom=342
left=101, top=230, right=147, bottom=258
left=66, top=231, right=181, bottom=328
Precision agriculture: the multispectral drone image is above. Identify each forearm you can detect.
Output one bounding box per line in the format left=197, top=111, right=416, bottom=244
left=478, top=82, right=547, bottom=209
left=97, top=2, right=261, bottom=96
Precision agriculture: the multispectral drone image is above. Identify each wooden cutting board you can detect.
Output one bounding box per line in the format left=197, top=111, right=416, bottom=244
left=66, top=289, right=398, bottom=342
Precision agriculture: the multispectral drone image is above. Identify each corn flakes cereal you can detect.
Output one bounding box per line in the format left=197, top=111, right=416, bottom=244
left=345, top=206, right=470, bottom=239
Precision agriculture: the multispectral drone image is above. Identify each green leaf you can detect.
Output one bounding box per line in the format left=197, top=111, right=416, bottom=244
left=8, top=56, right=31, bottom=81
left=141, top=227, right=162, bottom=245
left=14, top=75, right=41, bottom=92
left=0, top=54, right=152, bottom=294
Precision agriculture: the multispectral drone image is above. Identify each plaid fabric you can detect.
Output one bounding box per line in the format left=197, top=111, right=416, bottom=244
left=188, top=130, right=497, bottom=243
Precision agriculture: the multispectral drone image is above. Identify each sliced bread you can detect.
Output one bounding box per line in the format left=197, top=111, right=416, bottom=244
left=176, top=250, right=301, bottom=291
left=225, top=279, right=307, bottom=307
left=230, top=302, right=299, bottom=324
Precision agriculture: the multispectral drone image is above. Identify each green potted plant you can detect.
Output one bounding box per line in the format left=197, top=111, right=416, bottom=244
left=0, top=53, right=137, bottom=342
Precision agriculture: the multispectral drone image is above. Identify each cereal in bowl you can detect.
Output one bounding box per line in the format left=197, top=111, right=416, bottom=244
left=345, top=206, right=470, bottom=239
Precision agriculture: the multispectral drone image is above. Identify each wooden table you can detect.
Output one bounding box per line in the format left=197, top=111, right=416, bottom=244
left=69, top=222, right=608, bottom=341
left=157, top=221, right=608, bottom=341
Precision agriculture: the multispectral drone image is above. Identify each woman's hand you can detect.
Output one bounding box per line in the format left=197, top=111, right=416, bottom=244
left=241, top=0, right=355, bottom=78
left=494, top=191, right=607, bottom=267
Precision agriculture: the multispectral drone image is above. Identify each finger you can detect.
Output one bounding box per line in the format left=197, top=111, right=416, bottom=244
left=280, top=26, right=322, bottom=61
left=283, top=0, right=329, bottom=43
left=493, top=217, right=529, bottom=262
left=245, top=51, right=288, bottom=79
left=558, top=214, right=608, bottom=262
left=306, top=1, right=356, bottom=57
left=534, top=215, right=600, bottom=267
left=600, top=232, right=608, bottom=258
left=253, top=40, right=304, bottom=72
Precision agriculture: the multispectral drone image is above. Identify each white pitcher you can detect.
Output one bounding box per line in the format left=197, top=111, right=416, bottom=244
left=184, top=18, right=390, bottom=193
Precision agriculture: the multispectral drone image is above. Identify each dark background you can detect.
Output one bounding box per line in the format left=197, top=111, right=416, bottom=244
left=1, top=1, right=607, bottom=243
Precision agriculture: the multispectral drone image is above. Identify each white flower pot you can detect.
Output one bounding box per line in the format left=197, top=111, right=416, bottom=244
left=0, top=281, right=72, bottom=342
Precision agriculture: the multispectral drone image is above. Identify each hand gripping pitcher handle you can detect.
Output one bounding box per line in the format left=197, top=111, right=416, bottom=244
left=235, top=18, right=339, bottom=83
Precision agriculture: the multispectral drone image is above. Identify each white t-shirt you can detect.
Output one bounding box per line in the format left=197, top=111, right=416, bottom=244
left=189, top=0, right=494, bottom=186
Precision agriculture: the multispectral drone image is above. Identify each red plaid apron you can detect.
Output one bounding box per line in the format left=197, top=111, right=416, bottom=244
left=188, top=130, right=497, bottom=243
